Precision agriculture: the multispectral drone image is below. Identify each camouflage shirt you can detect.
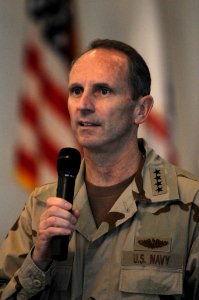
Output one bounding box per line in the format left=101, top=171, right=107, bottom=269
left=0, top=140, right=199, bottom=299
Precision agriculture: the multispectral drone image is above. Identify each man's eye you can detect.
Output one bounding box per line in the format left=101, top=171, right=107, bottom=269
left=100, top=88, right=111, bottom=95
left=70, top=87, right=82, bottom=96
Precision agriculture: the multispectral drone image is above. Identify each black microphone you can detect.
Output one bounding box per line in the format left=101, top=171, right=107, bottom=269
left=51, top=147, right=81, bottom=261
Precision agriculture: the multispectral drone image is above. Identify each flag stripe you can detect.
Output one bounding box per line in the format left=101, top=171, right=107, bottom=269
left=15, top=148, right=38, bottom=178
left=25, top=43, right=71, bottom=123
left=147, top=112, right=169, bottom=138
left=19, top=95, right=38, bottom=125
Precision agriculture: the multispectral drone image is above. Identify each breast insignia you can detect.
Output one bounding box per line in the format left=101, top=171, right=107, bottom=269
left=138, top=238, right=168, bottom=249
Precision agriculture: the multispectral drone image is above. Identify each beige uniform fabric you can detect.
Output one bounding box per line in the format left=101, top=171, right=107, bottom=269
left=0, top=140, right=199, bottom=299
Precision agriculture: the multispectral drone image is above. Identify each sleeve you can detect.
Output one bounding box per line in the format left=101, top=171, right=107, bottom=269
left=0, top=189, right=56, bottom=299
left=184, top=192, right=199, bottom=299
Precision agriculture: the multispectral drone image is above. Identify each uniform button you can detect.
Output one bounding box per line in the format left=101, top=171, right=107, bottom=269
left=33, top=279, right=42, bottom=288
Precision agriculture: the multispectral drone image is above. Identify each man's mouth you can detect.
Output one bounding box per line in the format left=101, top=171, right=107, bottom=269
left=79, top=121, right=99, bottom=127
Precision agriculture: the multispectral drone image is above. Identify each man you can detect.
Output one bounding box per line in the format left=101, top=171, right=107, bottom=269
left=0, top=39, right=199, bottom=299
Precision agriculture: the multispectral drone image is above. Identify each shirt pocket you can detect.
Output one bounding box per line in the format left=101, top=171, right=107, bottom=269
left=119, top=267, right=183, bottom=295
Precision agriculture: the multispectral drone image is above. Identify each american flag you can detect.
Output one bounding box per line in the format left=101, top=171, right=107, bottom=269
left=15, top=0, right=79, bottom=189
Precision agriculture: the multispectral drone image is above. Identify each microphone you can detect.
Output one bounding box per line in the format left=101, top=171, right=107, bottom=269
left=51, top=147, right=81, bottom=261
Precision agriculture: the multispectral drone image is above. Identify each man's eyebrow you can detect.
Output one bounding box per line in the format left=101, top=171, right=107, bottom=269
left=92, top=82, right=112, bottom=89
left=68, top=82, right=83, bottom=89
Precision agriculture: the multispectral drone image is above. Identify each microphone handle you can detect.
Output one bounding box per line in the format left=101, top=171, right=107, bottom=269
left=51, top=174, right=75, bottom=261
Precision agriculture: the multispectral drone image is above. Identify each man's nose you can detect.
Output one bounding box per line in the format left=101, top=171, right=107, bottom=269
left=77, top=92, right=95, bottom=112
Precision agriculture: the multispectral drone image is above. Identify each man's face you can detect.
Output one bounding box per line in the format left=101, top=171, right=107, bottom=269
left=67, top=48, right=138, bottom=152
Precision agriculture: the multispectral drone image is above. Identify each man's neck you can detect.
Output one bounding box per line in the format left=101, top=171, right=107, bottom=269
left=83, top=141, right=142, bottom=187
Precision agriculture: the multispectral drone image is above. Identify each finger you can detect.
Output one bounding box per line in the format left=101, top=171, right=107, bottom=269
left=73, top=208, right=80, bottom=219
left=42, top=215, right=76, bottom=230
left=43, top=205, right=78, bottom=225
left=39, top=222, right=75, bottom=240
left=47, top=197, right=73, bottom=210
left=37, top=219, right=75, bottom=244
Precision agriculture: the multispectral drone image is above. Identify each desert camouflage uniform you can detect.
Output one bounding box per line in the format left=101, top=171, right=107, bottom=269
left=0, top=139, right=199, bottom=299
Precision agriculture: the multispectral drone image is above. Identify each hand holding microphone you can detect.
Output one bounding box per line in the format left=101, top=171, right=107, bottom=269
left=32, top=148, right=81, bottom=267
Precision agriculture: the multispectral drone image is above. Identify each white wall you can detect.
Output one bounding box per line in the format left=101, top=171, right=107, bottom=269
left=0, top=0, right=28, bottom=241
left=160, top=0, right=199, bottom=172
left=0, top=0, right=199, bottom=241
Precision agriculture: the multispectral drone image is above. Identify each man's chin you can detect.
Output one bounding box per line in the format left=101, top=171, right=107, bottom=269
left=79, top=142, right=99, bottom=150
left=78, top=139, right=103, bottom=151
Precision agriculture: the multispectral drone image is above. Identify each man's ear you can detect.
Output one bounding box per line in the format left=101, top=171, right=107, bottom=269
left=133, top=95, right=154, bottom=125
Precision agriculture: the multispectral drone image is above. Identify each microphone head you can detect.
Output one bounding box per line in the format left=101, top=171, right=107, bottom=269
left=57, top=148, right=81, bottom=177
